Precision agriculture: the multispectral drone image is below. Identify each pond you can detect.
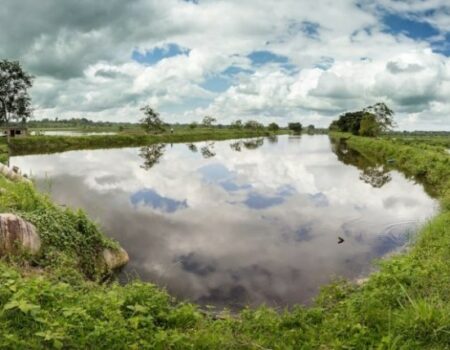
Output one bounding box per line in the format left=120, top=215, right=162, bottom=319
left=10, top=135, right=437, bottom=309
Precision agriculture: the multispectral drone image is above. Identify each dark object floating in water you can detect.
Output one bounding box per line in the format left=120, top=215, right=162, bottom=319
left=338, top=236, right=345, bottom=244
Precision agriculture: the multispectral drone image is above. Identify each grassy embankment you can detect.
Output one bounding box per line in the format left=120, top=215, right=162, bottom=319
left=8, top=128, right=282, bottom=156
left=0, top=133, right=449, bottom=348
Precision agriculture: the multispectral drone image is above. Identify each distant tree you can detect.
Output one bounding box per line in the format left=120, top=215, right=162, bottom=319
left=230, top=119, right=243, bottom=129
left=140, top=105, right=165, bottom=134
left=244, top=120, right=264, bottom=129
left=189, top=121, right=198, bottom=129
left=0, top=60, right=33, bottom=128
left=288, top=122, right=303, bottom=134
left=202, top=116, right=216, bottom=127
left=268, top=122, right=280, bottom=131
left=307, top=124, right=315, bottom=134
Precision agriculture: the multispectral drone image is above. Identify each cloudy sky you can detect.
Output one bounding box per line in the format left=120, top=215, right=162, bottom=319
left=1, top=0, right=450, bottom=130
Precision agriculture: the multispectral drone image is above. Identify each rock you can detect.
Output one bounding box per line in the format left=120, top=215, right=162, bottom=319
left=0, top=163, right=31, bottom=183
left=102, top=247, right=129, bottom=270
left=0, top=213, right=41, bottom=255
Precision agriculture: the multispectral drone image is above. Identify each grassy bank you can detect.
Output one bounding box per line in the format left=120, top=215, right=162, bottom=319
left=0, top=134, right=449, bottom=348
left=9, top=128, right=279, bottom=156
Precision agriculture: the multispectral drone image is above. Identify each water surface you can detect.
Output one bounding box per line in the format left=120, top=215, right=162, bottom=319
left=10, top=135, right=437, bottom=308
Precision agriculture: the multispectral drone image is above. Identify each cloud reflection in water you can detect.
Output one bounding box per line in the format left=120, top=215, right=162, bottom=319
left=10, top=135, right=438, bottom=309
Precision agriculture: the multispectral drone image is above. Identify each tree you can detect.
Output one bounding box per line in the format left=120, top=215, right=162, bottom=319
left=363, top=102, right=395, bottom=132
left=140, top=105, right=165, bottom=134
left=202, top=116, right=216, bottom=127
left=334, top=111, right=365, bottom=135
left=0, top=60, right=33, bottom=127
left=268, top=122, right=279, bottom=131
left=307, top=124, right=315, bottom=134
left=359, top=113, right=380, bottom=137
left=329, top=102, right=395, bottom=137
left=244, top=120, right=264, bottom=129
left=288, top=122, right=302, bottom=134
left=189, top=121, right=198, bottom=129
left=230, top=119, right=243, bottom=129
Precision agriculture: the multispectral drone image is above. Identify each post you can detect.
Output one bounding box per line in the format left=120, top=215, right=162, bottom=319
left=0, top=97, right=10, bottom=165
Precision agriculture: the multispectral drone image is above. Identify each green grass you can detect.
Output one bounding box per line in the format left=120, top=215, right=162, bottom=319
left=0, top=133, right=449, bottom=348
left=9, top=128, right=281, bottom=156
left=0, top=177, right=118, bottom=281
left=339, top=133, right=450, bottom=201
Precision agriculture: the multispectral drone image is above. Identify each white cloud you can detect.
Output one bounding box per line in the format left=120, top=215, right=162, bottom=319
left=1, top=0, right=449, bottom=129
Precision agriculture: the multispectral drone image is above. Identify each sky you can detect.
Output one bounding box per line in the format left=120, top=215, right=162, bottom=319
left=1, top=0, right=450, bottom=130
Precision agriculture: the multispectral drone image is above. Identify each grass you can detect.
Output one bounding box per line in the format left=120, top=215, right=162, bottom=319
left=0, top=133, right=449, bottom=348
left=9, top=128, right=281, bottom=156
left=0, top=176, right=118, bottom=282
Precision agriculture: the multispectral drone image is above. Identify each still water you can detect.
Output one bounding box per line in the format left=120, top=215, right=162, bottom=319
left=10, top=135, right=437, bottom=308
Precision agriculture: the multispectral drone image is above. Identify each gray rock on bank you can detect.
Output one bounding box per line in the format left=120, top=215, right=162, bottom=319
left=0, top=213, right=41, bottom=255
left=102, top=247, right=129, bottom=270
left=0, top=163, right=31, bottom=183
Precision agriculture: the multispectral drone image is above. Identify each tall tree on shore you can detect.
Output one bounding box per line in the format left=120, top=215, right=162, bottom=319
left=363, top=102, right=395, bottom=133
left=202, top=116, right=216, bottom=127
left=140, top=105, right=165, bottom=134
left=0, top=60, right=33, bottom=127
left=329, top=102, right=395, bottom=137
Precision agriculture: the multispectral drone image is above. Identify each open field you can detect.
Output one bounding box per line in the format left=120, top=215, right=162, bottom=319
left=0, top=134, right=449, bottom=348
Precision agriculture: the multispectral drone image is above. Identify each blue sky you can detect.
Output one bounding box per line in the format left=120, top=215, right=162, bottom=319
left=2, top=0, right=449, bottom=130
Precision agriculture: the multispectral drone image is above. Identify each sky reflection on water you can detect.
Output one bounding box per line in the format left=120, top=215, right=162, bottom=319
left=10, top=135, right=437, bottom=309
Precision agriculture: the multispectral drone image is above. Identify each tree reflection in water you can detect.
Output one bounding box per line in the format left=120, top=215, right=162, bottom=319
left=267, top=135, right=278, bottom=144
left=230, top=138, right=265, bottom=152
left=139, top=144, right=166, bottom=170
left=186, top=143, right=198, bottom=153
left=331, top=137, right=392, bottom=189
left=200, top=142, right=216, bottom=158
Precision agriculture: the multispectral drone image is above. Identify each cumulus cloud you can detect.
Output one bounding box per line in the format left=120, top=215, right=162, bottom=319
left=0, top=0, right=449, bottom=129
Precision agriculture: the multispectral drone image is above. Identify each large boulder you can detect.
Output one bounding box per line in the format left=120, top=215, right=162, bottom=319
left=102, top=247, right=129, bottom=271
left=0, top=213, right=41, bottom=255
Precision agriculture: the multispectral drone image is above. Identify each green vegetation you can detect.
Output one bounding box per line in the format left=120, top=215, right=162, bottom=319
left=0, top=59, right=33, bottom=126
left=0, top=133, right=449, bottom=348
left=0, top=138, right=8, bottom=163
left=330, top=102, right=395, bottom=137
left=0, top=176, right=118, bottom=282
left=268, top=122, right=280, bottom=131
left=288, top=122, right=303, bottom=134
left=140, top=105, right=166, bottom=134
